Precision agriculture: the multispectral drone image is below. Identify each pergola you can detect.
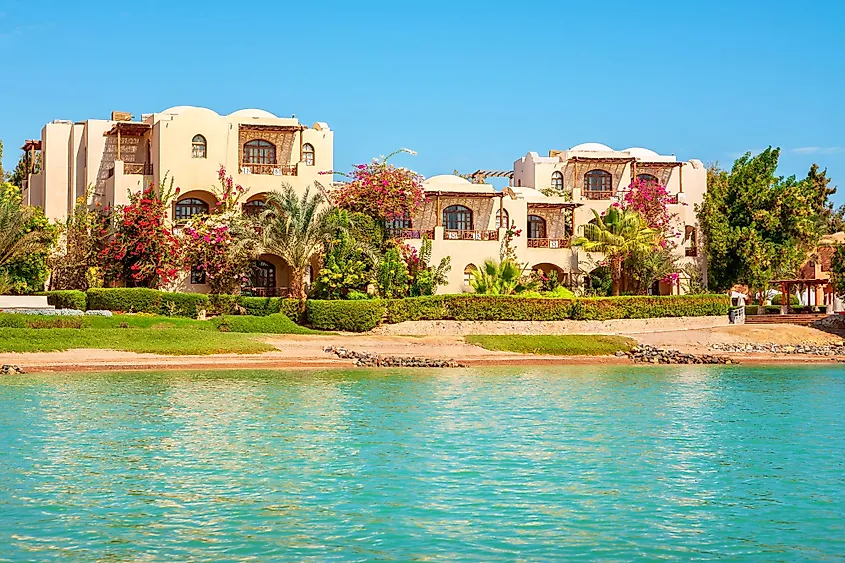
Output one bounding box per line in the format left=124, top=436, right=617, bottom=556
left=20, top=140, right=41, bottom=174
left=426, top=189, right=514, bottom=227
left=103, top=122, right=151, bottom=160
left=527, top=201, right=583, bottom=237
left=470, top=169, right=514, bottom=185
left=770, top=278, right=831, bottom=313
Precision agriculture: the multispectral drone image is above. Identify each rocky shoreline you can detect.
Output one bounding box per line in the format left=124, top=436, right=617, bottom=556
left=324, top=346, right=466, bottom=368
left=712, top=342, right=845, bottom=356
left=623, top=345, right=734, bottom=365
left=1, top=364, right=25, bottom=375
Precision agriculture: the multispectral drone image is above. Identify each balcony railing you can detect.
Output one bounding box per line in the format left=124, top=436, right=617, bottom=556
left=584, top=190, right=613, bottom=200
left=242, top=286, right=291, bottom=297
left=386, top=228, right=435, bottom=240
left=239, top=163, right=298, bottom=176
left=685, top=247, right=698, bottom=257
left=443, top=229, right=499, bottom=241
left=107, top=162, right=153, bottom=178
left=527, top=238, right=571, bottom=249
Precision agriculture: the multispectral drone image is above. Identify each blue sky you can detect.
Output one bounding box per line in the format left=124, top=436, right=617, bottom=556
left=2, top=0, right=844, bottom=200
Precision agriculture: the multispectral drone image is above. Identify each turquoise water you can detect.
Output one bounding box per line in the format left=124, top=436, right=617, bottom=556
left=1, top=367, right=844, bottom=561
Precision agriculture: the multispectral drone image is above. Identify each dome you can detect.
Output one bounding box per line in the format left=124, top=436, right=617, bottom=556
left=569, top=142, right=614, bottom=152
left=228, top=108, right=278, bottom=119
left=423, top=174, right=472, bottom=186
left=161, top=105, right=220, bottom=117
left=624, top=147, right=660, bottom=159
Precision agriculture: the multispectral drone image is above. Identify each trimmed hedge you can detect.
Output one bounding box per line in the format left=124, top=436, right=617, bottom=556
left=86, top=288, right=163, bottom=314
left=383, top=296, right=449, bottom=323
left=572, top=295, right=730, bottom=321
left=307, top=299, right=385, bottom=332
left=446, top=295, right=574, bottom=321
left=44, top=290, right=87, bottom=311
left=160, top=292, right=209, bottom=318
left=215, top=313, right=315, bottom=334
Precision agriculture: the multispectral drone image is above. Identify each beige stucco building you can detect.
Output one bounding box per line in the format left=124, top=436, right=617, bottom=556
left=21, top=108, right=705, bottom=297
left=397, top=142, right=706, bottom=294
left=21, top=105, right=333, bottom=294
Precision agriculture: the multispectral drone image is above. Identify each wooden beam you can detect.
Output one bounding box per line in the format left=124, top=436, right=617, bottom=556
left=499, top=193, right=504, bottom=227
left=117, top=127, right=121, bottom=161
left=679, top=165, right=683, bottom=193
left=631, top=161, right=636, bottom=185
left=436, top=194, right=441, bottom=227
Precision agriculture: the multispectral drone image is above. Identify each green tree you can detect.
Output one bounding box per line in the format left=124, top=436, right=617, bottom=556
left=805, top=164, right=842, bottom=234
left=260, top=184, right=340, bottom=300
left=626, top=246, right=679, bottom=295
left=829, top=246, right=845, bottom=297
left=8, top=151, right=41, bottom=188
left=376, top=246, right=410, bottom=298
left=470, top=258, right=539, bottom=295
left=311, top=228, right=375, bottom=299
left=573, top=207, right=657, bottom=296
left=0, top=182, right=57, bottom=293
left=697, top=148, right=820, bottom=302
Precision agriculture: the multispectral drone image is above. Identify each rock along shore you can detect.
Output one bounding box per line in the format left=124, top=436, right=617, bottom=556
left=324, top=346, right=466, bottom=368
left=624, top=345, right=734, bottom=365
left=712, top=342, right=845, bottom=356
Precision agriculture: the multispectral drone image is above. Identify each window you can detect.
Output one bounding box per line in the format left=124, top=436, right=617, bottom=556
left=243, top=139, right=276, bottom=165
left=551, top=171, right=564, bottom=191
left=385, top=214, right=412, bottom=230
left=584, top=169, right=613, bottom=194
left=192, top=135, right=207, bottom=159
left=302, top=143, right=315, bottom=166
left=527, top=215, right=547, bottom=239
left=190, top=266, right=207, bottom=285
left=243, top=199, right=267, bottom=217
left=463, top=264, right=477, bottom=285
left=495, top=208, right=509, bottom=229
left=637, top=173, right=658, bottom=184
left=443, top=205, right=473, bottom=231
left=175, top=197, right=209, bottom=222
left=249, top=260, right=276, bottom=288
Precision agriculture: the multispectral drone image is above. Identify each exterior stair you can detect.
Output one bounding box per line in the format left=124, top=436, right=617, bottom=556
left=745, top=314, right=829, bottom=326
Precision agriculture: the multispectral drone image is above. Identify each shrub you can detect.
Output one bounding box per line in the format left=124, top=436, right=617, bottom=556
left=383, top=295, right=449, bottom=323
left=208, top=294, right=240, bottom=315
left=279, top=299, right=304, bottom=323
left=214, top=313, right=314, bottom=334
left=445, top=295, right=574, bottom=321
left=772, top=294, right=800, bottom=306
left=86, top=288, right=162, bottom=314
left=160, top=292, right=209, bottom=318
left=45, top=290, right=87, bottom=311
left=238, top=296, right=280, bottom=316
left=307, top=299, right=385, bottom=332
left=572, top=294, right=730, bottom=321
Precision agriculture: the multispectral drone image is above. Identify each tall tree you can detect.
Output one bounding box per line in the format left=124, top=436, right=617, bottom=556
left=0, top=182, right=56, bottom=293
left=697, top=148, right=819, bottom=301
left=8, top=151, right=41, bottom=188
left=805, top=164, right=842, bottom=234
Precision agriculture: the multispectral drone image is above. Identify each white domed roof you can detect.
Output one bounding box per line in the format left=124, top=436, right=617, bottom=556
left=423, top=174, right=472, bottom=186
left=161, top=105, right=220, bottom=117
left=624, top=147, right=660, bottom=159
left=228, top=108, right=278, bottom=119
left=569, top=142, right=614, bottom=152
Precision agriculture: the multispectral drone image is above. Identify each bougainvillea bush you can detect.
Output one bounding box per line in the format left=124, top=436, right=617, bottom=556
left=618, top=178, right=680, bottom=242
left=100, top=177, right=181, bottom=288
left=328, top=149, right=425, bottom=222
left=181, top=167, right=258, bottom=294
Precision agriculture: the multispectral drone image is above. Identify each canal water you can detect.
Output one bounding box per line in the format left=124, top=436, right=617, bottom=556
left=1, top=366, right=843, bottom=561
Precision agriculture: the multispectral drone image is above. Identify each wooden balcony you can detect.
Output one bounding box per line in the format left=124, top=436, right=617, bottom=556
left=239, top=163, right=298, bottom=176
left=584, top=190, right=613, bottom=200
left=107, top=162, right=153, bottom=177
left=242, top=286, right=291, bottom=297
left=386, top=228, right=435, bottom=240
left=443, top=229, right=499, bottom=241
left=527, top=238, right=570, bottom=249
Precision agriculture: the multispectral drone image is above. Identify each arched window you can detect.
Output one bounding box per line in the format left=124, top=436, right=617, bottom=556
left=495, top=208, right=509, bottom=229
left=175, top=197, right=209, bottom=222
left=584, top=169, right=613, bottom=196
left=443, top=205, right=473, bottom=231
left=243, top=199, right=267, bottom=217
left=637, top=173, right=658, bottom=184
left=463, top=264, right=477, bottom=285
left=249, top=260, right=276, bottom=289
left=302, top=143, right=315, bottom=166
left=527, top=215, right=547, bottom=239
left=551, top=171, right=564, bottom=191
left=243, top=139, right=276, bottom=165
left=192, top=135, right=207, bottom=159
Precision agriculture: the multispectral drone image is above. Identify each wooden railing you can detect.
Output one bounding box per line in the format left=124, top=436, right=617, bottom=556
left=527, top=238, right=570, bottom=249
left=239, top=163, right=298, bottom=176
left=443, top=229, right=499, bottom=241
left=108, top=162, right=153, bottom=177
left=584, top=190, right=613, bottom=200
left=386, top=228, right=435, bottom=240
left=685, top=247, right=698, bottom=257
left=242, top=286, right=291, bottom=297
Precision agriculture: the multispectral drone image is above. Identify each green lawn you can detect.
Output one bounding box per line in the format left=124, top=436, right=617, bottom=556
left=0, top=313, right=323, bottom=355
left=464, top=334, right=637, bottom=356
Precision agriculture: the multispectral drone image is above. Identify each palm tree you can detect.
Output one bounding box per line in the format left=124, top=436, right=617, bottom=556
left=259, top=184, right=341, bottom=300
left=0, top=191, right=53, bottom=293
left=573, top=207, right=657, bottom=296
left=470, top=258, right=539, bottom=295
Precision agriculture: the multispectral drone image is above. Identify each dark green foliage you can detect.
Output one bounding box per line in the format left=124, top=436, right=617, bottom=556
left=214, top=313, right=317, bottom=334
left=446, top=295, right=573, bottom=321
left=86, top=288, right=162, bottom=314
left=238, top=296, right=281, bottom=316
left=159, top=292, right=209, bottom=318
left=0, top=313, right=85, bottom=328
left=830, top=245, right=845, bottom=296
left=571, top=295, right=730, bottom=321
left=208, top=294, right=240, bottom=315
left=771, top=293, right=800, bottom=306
left=44, top=290, right=87, bottom=311
left=383, top=296, right=449, bottom=323
left=306, top=299, right=386, bottom=332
